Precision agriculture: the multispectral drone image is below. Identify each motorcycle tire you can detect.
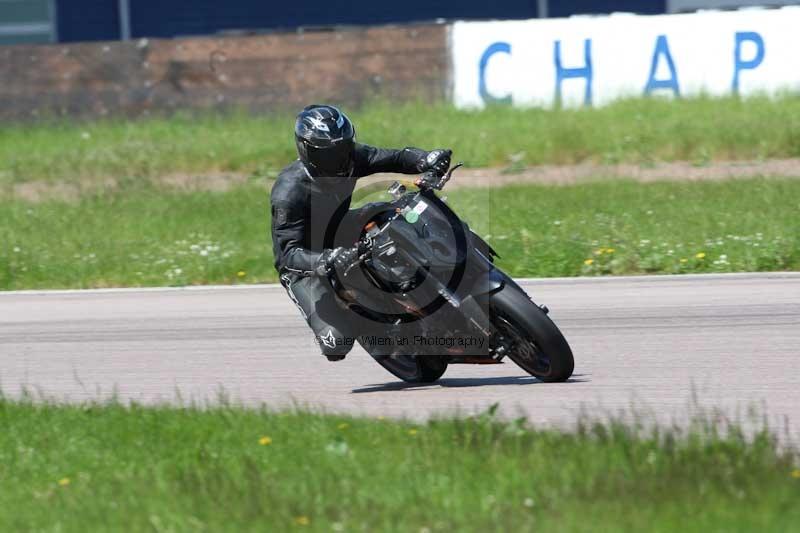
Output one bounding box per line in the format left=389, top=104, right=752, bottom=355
left=365, top=345, right=449, bottom=383
left=490, top=285, right=574, bottom=382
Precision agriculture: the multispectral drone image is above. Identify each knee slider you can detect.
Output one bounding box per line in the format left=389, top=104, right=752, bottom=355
left=317, top=328, right=353, bottom=359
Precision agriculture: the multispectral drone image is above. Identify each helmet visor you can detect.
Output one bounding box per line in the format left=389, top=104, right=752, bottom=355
left=306, top=138, right=355, bottom=177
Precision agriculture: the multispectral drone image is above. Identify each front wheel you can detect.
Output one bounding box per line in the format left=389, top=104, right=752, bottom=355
left=490, top=286, right=574, bottom=382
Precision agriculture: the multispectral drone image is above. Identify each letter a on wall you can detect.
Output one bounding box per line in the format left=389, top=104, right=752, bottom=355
left=644, top=35, right=680, bottom=97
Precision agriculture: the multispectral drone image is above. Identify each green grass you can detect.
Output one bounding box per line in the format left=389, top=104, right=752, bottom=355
left=3, top=95, right=800, bottom=185
left=2, top=178, right=799, bottom=290
left=0, top=179, right=800, bottom=289
left=0, top=399, right=798, bottom=532
left=460, top=177, right=800, bottom=279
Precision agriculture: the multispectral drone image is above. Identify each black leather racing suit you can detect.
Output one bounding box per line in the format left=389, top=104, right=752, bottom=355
left=271, top=143, right=430, bottom=359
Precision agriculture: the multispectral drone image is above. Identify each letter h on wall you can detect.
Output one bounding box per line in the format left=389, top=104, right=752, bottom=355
left=554, top=39, right=593, bottom=106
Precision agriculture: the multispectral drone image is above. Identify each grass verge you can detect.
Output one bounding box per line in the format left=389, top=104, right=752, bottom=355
left=2, top=178, right=799, bottom=290
left=3, top=95, right=800, bottom=184
left=0, top=399, right=798, bottom=532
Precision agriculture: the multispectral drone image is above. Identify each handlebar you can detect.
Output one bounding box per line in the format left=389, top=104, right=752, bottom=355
left=414, top=162, right=464, bottom=191
left=342, top=240, right=373, bottom=277
left=339, top=161, right=465, bottom=278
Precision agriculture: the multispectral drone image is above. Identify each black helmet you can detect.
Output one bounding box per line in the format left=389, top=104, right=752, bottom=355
left=295, top=104, right=356, bottom=179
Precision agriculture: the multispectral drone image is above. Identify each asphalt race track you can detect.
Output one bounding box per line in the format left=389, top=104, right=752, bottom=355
left=2, top=273, right=799, bottom=441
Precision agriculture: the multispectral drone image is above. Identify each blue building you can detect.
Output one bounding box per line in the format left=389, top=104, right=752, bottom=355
left=3, top=0, right=665, bottom=44
left=4, top=0, right=797, bottom=45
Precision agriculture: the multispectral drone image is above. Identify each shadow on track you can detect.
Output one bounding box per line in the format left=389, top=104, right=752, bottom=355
left=351, top=374, right=590, bottom=394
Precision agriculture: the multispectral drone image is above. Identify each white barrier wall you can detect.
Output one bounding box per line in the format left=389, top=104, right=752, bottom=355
left=452, top=8, right=800, bottom=107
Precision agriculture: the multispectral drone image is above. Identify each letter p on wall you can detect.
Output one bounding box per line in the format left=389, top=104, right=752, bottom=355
left=733, top=32, right=765, bottom=93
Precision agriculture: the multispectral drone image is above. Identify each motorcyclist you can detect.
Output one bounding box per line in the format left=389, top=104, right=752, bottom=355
left=271, top=104, right=452, bottom=361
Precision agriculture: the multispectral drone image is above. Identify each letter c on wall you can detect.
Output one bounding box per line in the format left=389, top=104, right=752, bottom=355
left=479, top=42, right=512, bottom=105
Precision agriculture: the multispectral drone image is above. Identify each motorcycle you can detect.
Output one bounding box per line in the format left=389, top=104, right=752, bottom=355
left=328, top=162, right=574, bottom=384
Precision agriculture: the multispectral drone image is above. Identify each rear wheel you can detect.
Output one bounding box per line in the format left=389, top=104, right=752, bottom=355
left=374, top=353, right=448, bottom=383
left=490, top=286, right=574, bottom=382
left=359, top=335, right=448, bottom=383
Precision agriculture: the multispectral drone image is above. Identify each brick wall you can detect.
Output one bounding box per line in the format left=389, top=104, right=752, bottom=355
left=0, top=24, right=449, bottom=121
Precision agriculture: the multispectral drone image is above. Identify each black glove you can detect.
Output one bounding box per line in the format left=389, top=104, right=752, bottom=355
left=421, top=149, right=452, bottom=177
left=314, top=246, right=360, bottom=277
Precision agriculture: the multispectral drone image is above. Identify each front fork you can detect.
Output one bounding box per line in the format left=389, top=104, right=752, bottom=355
left=425, top=257, right=514, bottom=360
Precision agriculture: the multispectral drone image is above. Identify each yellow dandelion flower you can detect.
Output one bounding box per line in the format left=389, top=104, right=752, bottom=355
left=680, top=258, right=688, bottom=263
left=408, top=428, right=418, bottom=436
left=606, top=248, right=615, bottom=254
left=695, top=252, right=706, bottom=259
left=337, top=423, right=349, bottom=430
left=237, top=270, right=246, bottom=277
left=58, top=477, right=70, bottom=487
left=583, top=259, right=594, bottom=266
left=258, top=436, right=272, bottom=446
left=594, top=249, right=604, bottom=255
left=294, top=516, right=310, bottom=526
left=792, top=469, right=800, bottom=479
